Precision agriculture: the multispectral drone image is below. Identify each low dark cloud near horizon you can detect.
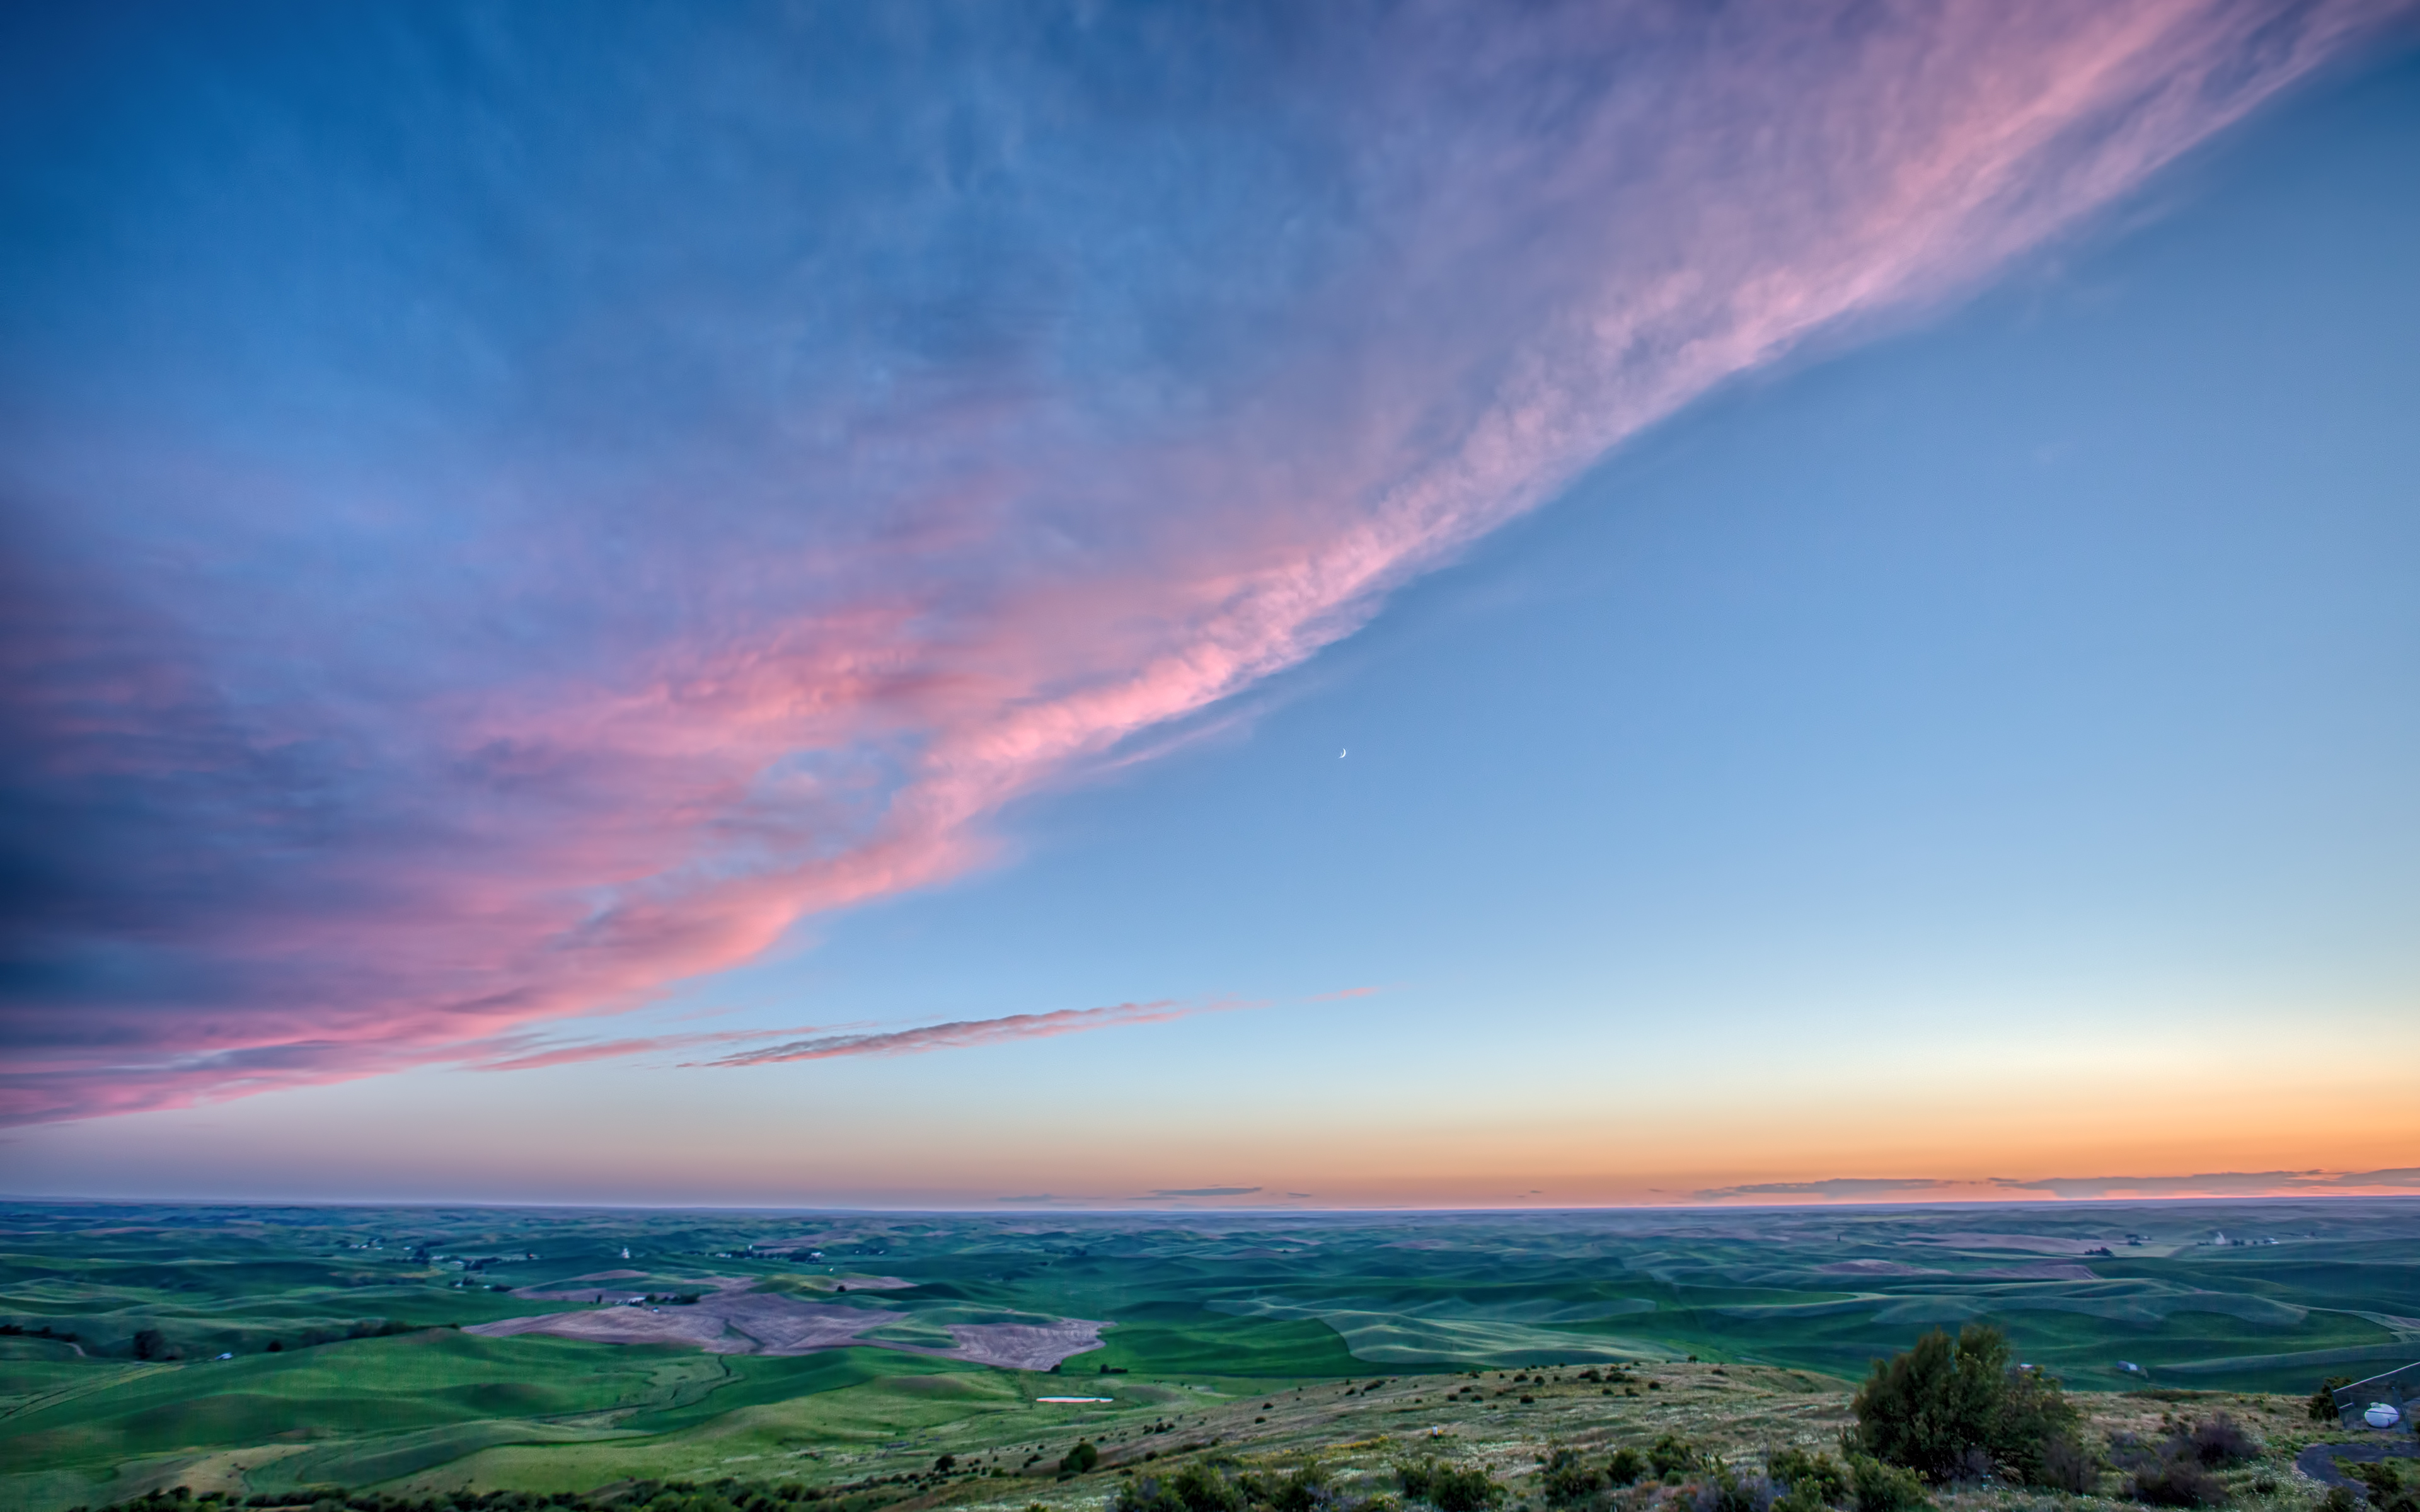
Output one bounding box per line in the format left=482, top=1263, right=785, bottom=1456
left=1698, top=1169, right=2420, bottom=1201
left=1698, top=1178, right=1946, bottom=1200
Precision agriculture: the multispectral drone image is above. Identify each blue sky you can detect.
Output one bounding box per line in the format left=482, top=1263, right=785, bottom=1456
left=2, top=3, right=2415, bottom=1204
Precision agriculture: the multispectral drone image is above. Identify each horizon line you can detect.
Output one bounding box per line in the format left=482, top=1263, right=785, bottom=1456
left=4, top=1193, right=2416, bottom=1215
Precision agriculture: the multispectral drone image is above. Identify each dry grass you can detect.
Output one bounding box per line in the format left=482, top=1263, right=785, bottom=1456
left=860, top=1369, right=2341, bottom=1512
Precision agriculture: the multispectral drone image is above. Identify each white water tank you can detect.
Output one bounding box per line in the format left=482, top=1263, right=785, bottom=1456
left=2365, top=1403, right=2402, bottom=1429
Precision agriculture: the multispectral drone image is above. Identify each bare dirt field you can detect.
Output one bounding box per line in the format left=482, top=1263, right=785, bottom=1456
left=468, top=1304, right=751, bottom=1351
left=466, top=1285, right=1107, bottom=1368
left=935, top=1319, right=1107, bottom=1369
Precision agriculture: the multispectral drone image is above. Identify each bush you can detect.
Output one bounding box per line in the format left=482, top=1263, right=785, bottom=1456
left=2036, top=1436, right=2097, bottom=1494
left=1694, top=1467, right=1775, bottom=1512
left=1845, top=1457, right=1928, bottom=1512
left=2348, top=1460, right=2419, bottom=1512
left=1541, top=1450, right=1603, bottom=1508
left=1240, top=1463, right=1334, bottom=1512
left=1847, top=1326, right=2078, bottom=1486
left=2124, top=1453, right=2222, bottom=1508
left=1430, top=1465, right=1504, bottom=1512
left=1768, top=1450, right=1849, bottom=1508
left=1115, top=1462, right=1245, bottom=1512
left=1400, top=1460, right=1503, bottom=1512
left=1062, top=1442, right=1101, bottom=1475
left=2184, top=1416, right=2258, bottom=1467
left=1605, top=1451, right=1647, bottom=1488
left=1651, top=1436, right=1702, bottom=1479
left=2310, top=1378, right=2354, bottom=1423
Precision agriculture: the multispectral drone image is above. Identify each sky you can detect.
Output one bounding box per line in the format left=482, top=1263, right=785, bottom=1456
left=2, top=1, right=2416, bottom=1208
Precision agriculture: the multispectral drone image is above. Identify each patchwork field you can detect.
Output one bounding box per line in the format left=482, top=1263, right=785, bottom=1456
left=3, top=1199, right=2414, bottom=1511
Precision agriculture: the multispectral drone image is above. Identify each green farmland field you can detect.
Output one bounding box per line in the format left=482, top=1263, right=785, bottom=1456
left=3, top=1199, right=2414, bottom=1511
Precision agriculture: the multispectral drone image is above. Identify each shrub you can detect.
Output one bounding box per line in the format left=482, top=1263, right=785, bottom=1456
left=1062, top=1442, right=1100, bottom=1475
left=2348, top=1460, right=2419, bottom=1512
left=1541, top=1450, right=1603, bottom=1508
left=2184, top=1416, right=2257, bottom=1467
left=1847, top=1326, right=2078, bottom=1486
left=2036, top=1436, right=2097, bottom=1494
left=1845, top=1456, right=1928, bottom=1512
left=1115, top=1462, right=1246, bottom=1512
left=2310, top=1378, right=2354, bottom=1423
left=1400, top=1460, right=1503, bottom=1512
left=1605, top=1450, right=1647, bottom=1488
left=1240, top=1463, right=1333, bottom=1512
left=2124, top=1452, right=2222, bottom=1508
left=1431, top=1465, right=1505, bottom=1512
left=1651, top=1436, right=1702, bottom=1478
left=1768, top=1450, right=1849, bottom=1508
left=1694, top=1467, right=1775, bottom=1512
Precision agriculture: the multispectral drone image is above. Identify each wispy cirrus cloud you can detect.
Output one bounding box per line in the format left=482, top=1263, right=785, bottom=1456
left=449, top=995, right=1257, bottom=1073
left=462, top=1031, right=798, bottom=1075
left=2, top=0, right=2402, bottom=1125
left=699, top=998, right=1255, bottom=1067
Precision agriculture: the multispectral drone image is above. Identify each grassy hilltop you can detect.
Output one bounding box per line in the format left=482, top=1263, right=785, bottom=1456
left=3, top=1200, right=2414, bottom=1511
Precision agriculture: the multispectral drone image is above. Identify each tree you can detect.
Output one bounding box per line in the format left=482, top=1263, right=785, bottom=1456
left=1060, top=1442, right=1100, bottom=1475
left=132, top=1328, right=167, bottom=1361
left=1847, top=1326, right=2079, bottom=1485
left=2309, top=1377, right=2354, bottom=1423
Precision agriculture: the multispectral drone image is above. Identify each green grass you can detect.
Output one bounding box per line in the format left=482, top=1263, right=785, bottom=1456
left=0, top=1331, right=679, bottom=1472
left=1082, top=1313, right=1368, bottom=1378
left=3, top=1198, right=2416, bottom=1511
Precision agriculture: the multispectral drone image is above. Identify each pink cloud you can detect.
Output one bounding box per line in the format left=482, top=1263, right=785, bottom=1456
left=3, top=0, right=2400, bottom=1124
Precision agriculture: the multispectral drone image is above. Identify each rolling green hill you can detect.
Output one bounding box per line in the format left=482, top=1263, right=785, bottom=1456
left=3, top=1199, right=2413, bottom=1510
